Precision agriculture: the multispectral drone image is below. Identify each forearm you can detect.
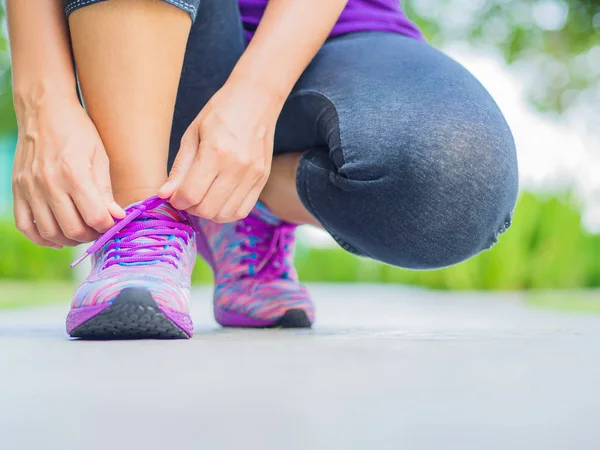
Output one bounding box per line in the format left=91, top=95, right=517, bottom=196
left=229, top=0, right=348, bottom=103
left=6, top=0, right=78, bottom=116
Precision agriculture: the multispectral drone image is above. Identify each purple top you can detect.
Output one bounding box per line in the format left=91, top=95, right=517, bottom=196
left=238, top=0, right=424, bottom=41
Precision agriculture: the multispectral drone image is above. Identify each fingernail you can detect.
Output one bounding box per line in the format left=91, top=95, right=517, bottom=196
left=109, top=203, right=126, bottom=219
left=158, top=183, right=172, bottom=197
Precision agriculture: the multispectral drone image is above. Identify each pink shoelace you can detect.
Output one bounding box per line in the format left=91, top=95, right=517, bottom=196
left=71, top=196, right=192, bottom=270
left=236, top=215, right=296, bottom=280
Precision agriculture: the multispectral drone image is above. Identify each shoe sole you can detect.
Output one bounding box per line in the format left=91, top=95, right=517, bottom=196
left=67, top=288, right=193, bottom=340
left=215, top=308, right=313, bottom=329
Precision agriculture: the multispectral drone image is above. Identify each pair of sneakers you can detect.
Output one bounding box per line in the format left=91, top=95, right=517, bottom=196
left=66, top=196, right=315, bottom=339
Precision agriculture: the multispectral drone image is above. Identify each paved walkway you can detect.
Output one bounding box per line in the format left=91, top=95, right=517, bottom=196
left=1, top=285, right=599, bottom=450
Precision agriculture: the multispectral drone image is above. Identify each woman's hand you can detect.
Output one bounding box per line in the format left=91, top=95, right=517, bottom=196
left=12, top=94, right=125, bottom=248
left=159, top=80, right=281, bottom=223
left=157, top=0, right=348, bottom=223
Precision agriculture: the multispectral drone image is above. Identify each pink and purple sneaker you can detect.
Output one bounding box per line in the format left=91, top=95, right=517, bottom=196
left=66, top=196, right=196, bottom=339
left=193, top=202, right=315, bottom=328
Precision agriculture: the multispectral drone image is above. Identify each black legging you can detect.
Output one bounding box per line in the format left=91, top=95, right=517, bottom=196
left=67, top=0, right=519, bottom=269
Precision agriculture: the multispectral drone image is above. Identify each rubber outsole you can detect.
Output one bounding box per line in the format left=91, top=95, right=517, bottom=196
left=69, top=288, right=191, bottom=340
left=270, top=309, right=313, bottom=328
left=215, top=307, right=313, bottom=329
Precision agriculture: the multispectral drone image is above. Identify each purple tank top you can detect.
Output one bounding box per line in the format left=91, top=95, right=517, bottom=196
left=238, top=0, right=424, bottom=41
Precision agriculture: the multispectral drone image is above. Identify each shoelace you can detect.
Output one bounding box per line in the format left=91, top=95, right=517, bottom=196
left=71, top=196, right=192, bottom=270
left=237, top=215, right=295, bottom=280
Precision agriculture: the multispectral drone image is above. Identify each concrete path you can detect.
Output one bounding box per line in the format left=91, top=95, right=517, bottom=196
left=1, top=285, right=599, bottom=450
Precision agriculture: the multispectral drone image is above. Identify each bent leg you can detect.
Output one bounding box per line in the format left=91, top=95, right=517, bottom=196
left=67, top=0, right=194, bottom=206
left=275, top=33, right=519, bottom=269
left=168, top=0, right=246, bottom=170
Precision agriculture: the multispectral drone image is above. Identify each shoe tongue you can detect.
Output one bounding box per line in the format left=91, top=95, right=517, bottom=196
left=123, top=198, right=186, bottom=222
left=151, top=202, right=186, bottom=222
left=104, top=198, right=187, bottom=266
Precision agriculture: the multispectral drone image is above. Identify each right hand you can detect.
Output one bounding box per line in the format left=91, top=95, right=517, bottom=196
left=12, top=94, right=125, bottom=248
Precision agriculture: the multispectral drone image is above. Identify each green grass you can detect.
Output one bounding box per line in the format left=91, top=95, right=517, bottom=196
left=526, top=291, right=600, bottom=314
left=0, top=219, right=73, bottom=280
left=292, top=192, right=600, bottom=290
left=3, top=280, right=599, bottom=315
left=0, top=281, right=76, bottom=310
left=1, top=192, right=600, bottom=292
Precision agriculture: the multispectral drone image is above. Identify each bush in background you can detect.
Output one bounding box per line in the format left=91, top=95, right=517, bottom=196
left=1, top=192, right=599, bottom=290
left=0, top=221, right=73, bottom=280
left=296, top=192, right=600, bottom=290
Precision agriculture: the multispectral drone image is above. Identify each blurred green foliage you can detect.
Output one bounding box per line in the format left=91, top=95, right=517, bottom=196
left=0, top=281, right=76, bottom=309
left=0, top=3, right=598, bottom=292
left=290, top=192, right=600, bottom=290
left=0, top=6, right=16, bottom=134
left=0, top=1, right=599, bottom=127
left=405, top=0, right=600, bottom=113
left=0, top=220, right=73, bottom=280
left=2, top=192, right=599, bottom=290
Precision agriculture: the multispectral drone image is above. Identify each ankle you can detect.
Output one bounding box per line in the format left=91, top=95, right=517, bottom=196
left=114, top=187, right=162, bottom=208
left=260, top=153, right=320, bottom=227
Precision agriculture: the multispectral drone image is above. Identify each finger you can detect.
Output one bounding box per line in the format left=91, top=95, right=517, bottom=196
left=159, top=130, right=199, bottom=199
left=69, top=167, right=117, bottom=233
left=93, top=149, right=126, bottom=220
left=49, top=193, right=99, bottom=243
left=108, top=202, right=127, bottom=220
left=189, top=173, right=239, bottom=220
left=28, top=195, right=80, bottom=247
left=215, top=175, right=262, bottom=222
left=171, top=144, right=219, bottom=211
left=236, top=186, right=263, bottom=220
left=218, top=149, right=270, bottom=222
left=13, top=189, right=61, bottom=249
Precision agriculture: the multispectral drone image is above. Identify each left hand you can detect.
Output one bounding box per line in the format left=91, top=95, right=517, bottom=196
left=159, top=80, right=281, bottom=223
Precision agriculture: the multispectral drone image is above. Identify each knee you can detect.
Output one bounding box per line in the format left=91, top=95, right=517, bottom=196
left=338, top=114, right=519, bottom=269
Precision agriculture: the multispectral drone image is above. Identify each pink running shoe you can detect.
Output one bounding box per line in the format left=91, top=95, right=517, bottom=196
left=193, top=202, right=315, bottom=328
left=66, top=196, right=196, bottom=339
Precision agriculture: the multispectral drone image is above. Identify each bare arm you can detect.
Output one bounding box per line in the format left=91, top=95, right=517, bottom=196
left=7, top=0, right=78, bottom=110
left=231, top=0, right=349, bottom=102
left=7, top=0, right=124, bottom=249
left=165, top=0, right=348, bottom=221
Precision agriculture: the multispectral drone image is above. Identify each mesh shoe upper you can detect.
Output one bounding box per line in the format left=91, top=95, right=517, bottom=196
left=192, top=202, right=315, bottom=325
left=70, top=196, right=196, bottom=315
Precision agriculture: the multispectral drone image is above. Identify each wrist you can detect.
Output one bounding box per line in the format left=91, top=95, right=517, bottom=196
left=222, top=74, right=288, bottom=122
left=14, top=80, right=79, bottom=122
left=227, top=51, right=293, bottom=108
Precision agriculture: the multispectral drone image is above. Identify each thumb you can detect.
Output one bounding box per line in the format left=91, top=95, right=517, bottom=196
left=158, top=131, right=198, bottom=199
left=93, top=149, right=126, bottom=220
